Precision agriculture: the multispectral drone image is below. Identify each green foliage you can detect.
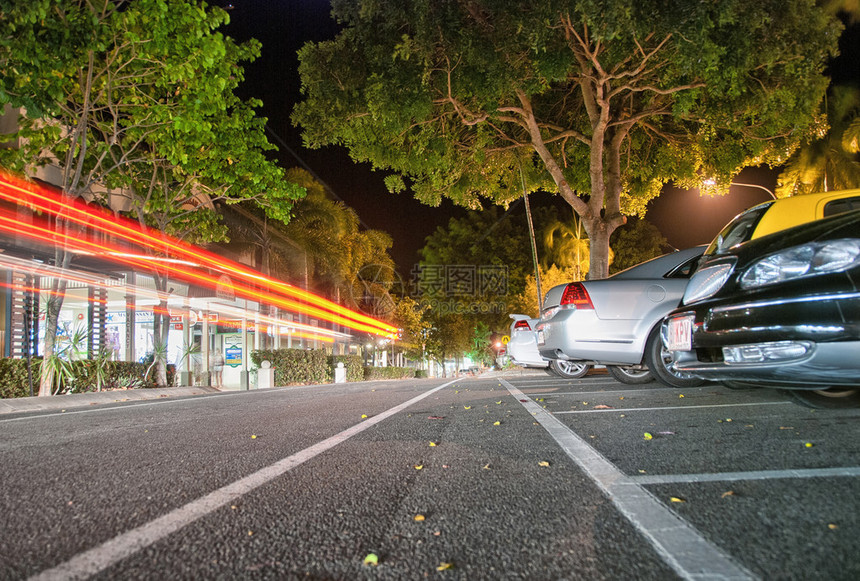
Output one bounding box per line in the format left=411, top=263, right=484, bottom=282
left=0, top=358, right=168, bottom=398
left=609, top=218, right=670, bottom=274
left=0, top=358, right=35, bottom=399
left=329, top=355, right=364, bottom=382
left=295, top=0, right=841, bottom=278
left=776, top=85, right=860, bottom=196
left=363, top=366, right=417, bottom=381
left=251, top=349, right=329, bottom=385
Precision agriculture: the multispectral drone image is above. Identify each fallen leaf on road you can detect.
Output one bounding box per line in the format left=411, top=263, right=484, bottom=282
left=520, top=399, right=528, bottom=402
left=593, top=404, right=613, bottom=410
left=670, top=497, right=686, bottom=503
left=483, top=463, right=491, bottom=470
left=538, top=461, right=550, bottom=467
left=428, top=416, right=445, bottom=420
left=361, top=414, right=368, bottom=419
left=429, top=442, right=438, bottom=447
left=679, top=394, right=684, bottom=398
left=464, top=406, right=472, bottom=410
left=493, top=421, right=501, bottom=426
left=414, top=464, right=424, bottom=470
left=721, top=491, right=735, bottom=498
left=414, top=514, right=425, bottom=521
left=250, top=435, right=257, bottom=439
left=828, top=523, right=838, bottom=530
left=805, top=442, right=814, bottom=448
left=496, top=401, right=502, bottom=404
left=779, top=426, right=794, bottom=430
left=364, top=553, right=379, bottom=566
left=437, top=562, right=454, bottom=571
left=643, top=432, right=653, bottom=441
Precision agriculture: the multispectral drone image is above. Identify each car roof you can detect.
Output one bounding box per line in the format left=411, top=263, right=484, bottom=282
left=753, top=189, right=860, bottom=238
left=609, top=245, right=706, bottom=280
left=705, top=189, right=860, bottom=256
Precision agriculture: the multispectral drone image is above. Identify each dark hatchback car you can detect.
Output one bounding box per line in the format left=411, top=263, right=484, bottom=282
left=663, top=209, right=860, bottom=408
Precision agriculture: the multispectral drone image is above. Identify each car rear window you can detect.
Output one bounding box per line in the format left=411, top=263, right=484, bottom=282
left=823, top=196, right=860, bottom=217
left=704, top=203, right=772, bottom=256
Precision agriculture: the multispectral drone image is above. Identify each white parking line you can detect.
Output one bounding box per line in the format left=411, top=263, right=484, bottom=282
left=555, top=401, right=793, bottom=414
left=529, top=386, right=691, bottom=397
left=632, top=466, right=860, bottom=485
left=501, top=378, right=756, bottom=581
left=29, top=379, right=459, bottom=581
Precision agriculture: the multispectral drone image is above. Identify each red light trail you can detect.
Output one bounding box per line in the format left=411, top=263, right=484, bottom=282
left=0, top=171, right=397, bottom=339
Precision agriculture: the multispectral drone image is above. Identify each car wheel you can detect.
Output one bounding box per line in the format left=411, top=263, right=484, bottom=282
left=645, top=328, right=705, bottom=388
left=787, top=388, right=860, bottom=409
left=549, top=359, right=590, bottom=379
left=606, top=365, right=653, bottom=384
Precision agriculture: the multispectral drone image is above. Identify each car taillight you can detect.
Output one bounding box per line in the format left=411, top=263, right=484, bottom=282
left=513, top=319, right=531, bottom=331
left=560, top=283, right=594, bottom=309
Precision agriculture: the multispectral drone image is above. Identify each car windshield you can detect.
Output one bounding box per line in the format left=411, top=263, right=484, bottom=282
left=705, top=203, right=772, bottom=256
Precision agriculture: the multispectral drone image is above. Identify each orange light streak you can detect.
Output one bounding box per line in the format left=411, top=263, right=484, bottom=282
left=0, top=171, right=397, bottom=336
left=0, top=209, right=394, bottom=338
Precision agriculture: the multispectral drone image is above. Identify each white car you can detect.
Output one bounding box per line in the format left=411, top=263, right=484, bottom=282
left=508, top=314, right=590, bottom=378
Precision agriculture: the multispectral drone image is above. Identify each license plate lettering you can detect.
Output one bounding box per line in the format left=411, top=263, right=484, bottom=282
left=666, top=316, right=693, bottom=351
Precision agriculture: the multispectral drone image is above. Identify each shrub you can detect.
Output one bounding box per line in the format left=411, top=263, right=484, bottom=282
left=0, top=358, right=171, bottom=398
left=0, top=358, right=37, bottom=398
left=363, top=366, right=417, bottom=381
left=251, top=349, right=328, bottom=385
left=414, top=369, right=428, bottom=379
left=328, top=355, right=364, bottom=382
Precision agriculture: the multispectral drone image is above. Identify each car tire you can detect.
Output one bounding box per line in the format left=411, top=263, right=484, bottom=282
left=606, top=365, right=653, bottom=384
left=787, top=388, right=860, bottom=409
left=549, top=359, right=590, bottom=379
left=645, top=328, right=705, bottom=388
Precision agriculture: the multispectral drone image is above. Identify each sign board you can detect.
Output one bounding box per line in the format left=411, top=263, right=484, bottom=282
left=225, top=345, right=242, bottom=367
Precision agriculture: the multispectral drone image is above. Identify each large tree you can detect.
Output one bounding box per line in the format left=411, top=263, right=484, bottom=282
left=1, top=0, right=300, bottom=390
left=294, top=0, right=841, bottom=280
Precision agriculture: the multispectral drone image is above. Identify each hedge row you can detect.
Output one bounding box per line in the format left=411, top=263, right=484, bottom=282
left=251, top=349, right=419, bottom=385
left=363, top=366, right=416, bottom=381
left=250, top=349, right=329, bottom=385
left=0, top=358, right=175, bottom=399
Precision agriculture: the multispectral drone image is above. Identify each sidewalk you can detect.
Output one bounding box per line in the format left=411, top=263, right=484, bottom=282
left=0, top=386, right=221, bottom=415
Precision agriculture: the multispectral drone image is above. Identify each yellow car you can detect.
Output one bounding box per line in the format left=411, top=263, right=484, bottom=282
left=705, top=189, right=860, bottom=256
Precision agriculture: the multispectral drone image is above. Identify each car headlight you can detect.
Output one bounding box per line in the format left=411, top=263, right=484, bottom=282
left=683, top=261, right=734, bottom=305
left=739, top=239, right=860, bottom=290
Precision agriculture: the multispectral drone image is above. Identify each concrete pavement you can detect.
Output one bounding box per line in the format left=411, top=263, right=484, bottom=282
left=0, top=386, right=221, bottom=415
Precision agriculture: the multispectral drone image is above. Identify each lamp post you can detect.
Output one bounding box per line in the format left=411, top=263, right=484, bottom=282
left=703, top=179, right=776, bottom=200
left=728, top=182, right=776, bottom=200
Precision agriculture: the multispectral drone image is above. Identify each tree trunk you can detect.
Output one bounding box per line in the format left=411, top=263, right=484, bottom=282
left=152, top=302, right=170, bottom=387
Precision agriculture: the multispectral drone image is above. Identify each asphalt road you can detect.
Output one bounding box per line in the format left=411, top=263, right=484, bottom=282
left=1, top=370, right=858, bottom=580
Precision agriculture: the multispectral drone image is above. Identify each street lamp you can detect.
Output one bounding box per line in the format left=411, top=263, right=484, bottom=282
left=703, top=179, right=776, bottom=199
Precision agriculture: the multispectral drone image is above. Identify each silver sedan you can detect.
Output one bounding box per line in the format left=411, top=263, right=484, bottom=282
left=535, top=246, right=705, bottom=387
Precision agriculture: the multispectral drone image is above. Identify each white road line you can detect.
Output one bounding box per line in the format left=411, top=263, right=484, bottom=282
left=555, top=401, right=793, bottom=414
left=632, top=466, right=860, bottom=485
left=501, top=378, right=756, bottom=581
left=529, top=387, right=692, bottom=397
left=29, top=379, right=459, bottom=581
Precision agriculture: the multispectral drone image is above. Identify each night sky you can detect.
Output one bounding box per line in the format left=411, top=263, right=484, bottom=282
left=222, top=0, right=859, bottom=270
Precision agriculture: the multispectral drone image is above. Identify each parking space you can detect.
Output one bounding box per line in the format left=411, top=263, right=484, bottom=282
left=498, top=370, right=860, bottom=580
